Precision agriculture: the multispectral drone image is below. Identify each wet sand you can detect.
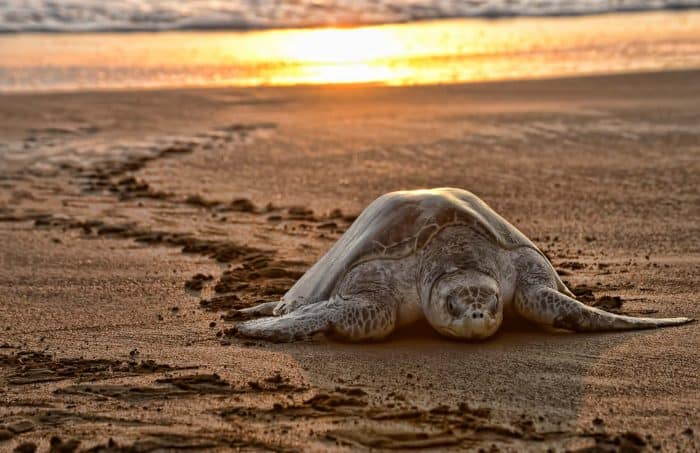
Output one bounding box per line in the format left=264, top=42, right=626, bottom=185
left=0, top=70, right=698, bottom=451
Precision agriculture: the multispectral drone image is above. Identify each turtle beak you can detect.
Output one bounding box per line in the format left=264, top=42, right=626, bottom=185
left=444, top=315, right=498, bottom=340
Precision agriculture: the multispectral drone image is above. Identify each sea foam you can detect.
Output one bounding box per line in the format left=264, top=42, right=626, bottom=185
left=1, top=0, right=700, bottom=32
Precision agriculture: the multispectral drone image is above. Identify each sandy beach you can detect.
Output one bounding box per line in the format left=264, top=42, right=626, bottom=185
left=0, top=70, right=699, bottom=451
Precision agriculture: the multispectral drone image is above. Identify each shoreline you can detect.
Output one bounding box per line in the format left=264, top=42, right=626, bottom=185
left=0, top=67, right=699, bottom=97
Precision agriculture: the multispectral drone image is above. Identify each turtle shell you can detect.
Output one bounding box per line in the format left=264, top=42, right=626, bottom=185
left=283, top=188, right=570, bottom=306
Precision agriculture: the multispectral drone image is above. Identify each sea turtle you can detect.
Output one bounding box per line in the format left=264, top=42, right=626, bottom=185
left=235, top=188, right=692, bottom=342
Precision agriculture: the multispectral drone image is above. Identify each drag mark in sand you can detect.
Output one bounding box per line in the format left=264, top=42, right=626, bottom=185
left=0, top=349, right=312, bottom=450
left=2, top=119, right=356, bottom=325
left=217, top=384, right=654, bottom=451
left=0, top=350, right=187, bottom=386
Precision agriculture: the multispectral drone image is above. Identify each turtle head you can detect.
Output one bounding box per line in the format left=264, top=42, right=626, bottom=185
left=425, top=270, right=503, bottom=340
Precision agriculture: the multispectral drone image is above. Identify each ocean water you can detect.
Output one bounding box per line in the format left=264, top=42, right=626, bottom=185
left=1, top=0, right=700, bottom=32
left=1, top=10, right=699, bottom=92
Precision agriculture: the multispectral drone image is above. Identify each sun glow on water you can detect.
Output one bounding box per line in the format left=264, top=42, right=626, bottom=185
left=1, top=11, right=700, bottom=91
left=279, top=28, right=407, bottom=64
left=243, top=26, right=414, bottom=84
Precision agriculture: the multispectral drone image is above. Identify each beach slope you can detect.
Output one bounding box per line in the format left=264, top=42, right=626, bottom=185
left=0, top=71, right=698, bottom=451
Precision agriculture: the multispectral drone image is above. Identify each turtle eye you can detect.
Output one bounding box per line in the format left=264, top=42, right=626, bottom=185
left=446, top=295, right=462, bottom=317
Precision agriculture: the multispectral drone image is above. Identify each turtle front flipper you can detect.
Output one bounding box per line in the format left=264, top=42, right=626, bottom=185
left=234, top=308, right=329, bottom=342
left=515, top=284, right=693, bottom=332
left=233, top=301, right=280, bottom=320
left=235, top=296, right=398, bottom=342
